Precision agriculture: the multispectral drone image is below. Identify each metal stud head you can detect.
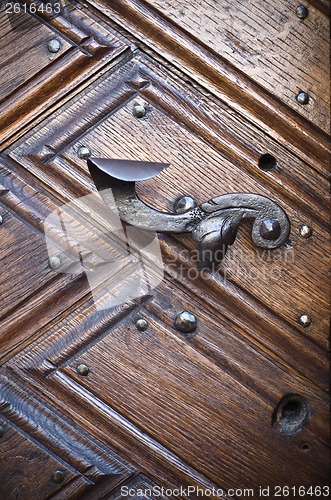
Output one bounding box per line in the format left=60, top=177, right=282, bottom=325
left=298, top=314, right=311, bottom=328
left=77, top=146, right=91, bottom=159
left=51, top=471, right=65, bottom=484
left=299, top=224, right=313, bottom=239
left=76, top=364, right=90, bottom=376
left=259, top=219, right=281, bottom=240
left=174, top=311, right=197, bottom=334
left=47, top=39, right=61, bottom=53
left=132, top=104, right=146, bottom=118
left=296, top=91, right=309, bottom=105
left=296, top=5, right=308, bottom=19
left=173, top=195, right=197, bottom=213
left=0, top=215, right=3, bottom=225
left=49, top=256, right=61, bottom=270
left=135, top=318, right=148, bottom=331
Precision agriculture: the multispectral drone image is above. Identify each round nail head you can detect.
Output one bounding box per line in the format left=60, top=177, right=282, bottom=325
left=49, top=256, right=61, bottom=270
left=300, top=224, right=313, bottom=239
left=51, top=470, right=64, bottom=484
left=47, top=39, right=61, bottom=53
left=77, top=146, right=91, bottom=159
left=173, top=195, right=197, bottom=213
left=298, top=314, right=311, bottom=328
left=296, top=5, right=308, bottom=19
left=296, top=91, right=309, bottom=105
left=174, top=311, right=197, bottom=334
left=135, top=318, right=148, bottom=331
left=76, top=364, right=90, bottom=376
left=0, top=215, right=3, bottom=225
left=133, top=104, right=146, bottom=118
left=260, top=219, right=281, bottom=240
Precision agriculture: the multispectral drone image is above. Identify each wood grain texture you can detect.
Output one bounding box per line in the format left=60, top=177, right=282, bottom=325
left=5, top=268, right=329, bottom=494
left=0, top=0, right=128, bottom=148
left=1, top=1, right=329, bottom=496
left=0, top=374, right=134, bottom=498
left=145, top=0, right=330, bottom=132
left=0, top=162, right=93, bottom=363
left=6, top=300, right=232, bottom=498
left=84, top=0, right=331, bottom=172
left=4, top=54, right=328, bottom=363
left=30, top=313, right=331, bottom=491
left=0, top=418, right=88, bottom=500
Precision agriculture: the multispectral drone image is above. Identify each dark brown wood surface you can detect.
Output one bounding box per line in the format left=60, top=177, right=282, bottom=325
left=0, top=0, right=330, bottom=498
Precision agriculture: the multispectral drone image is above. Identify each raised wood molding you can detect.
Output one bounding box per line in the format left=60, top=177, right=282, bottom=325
left=0, top=0, right=128, bottom=148
left=3, top=53, right=329, bottom=360
left=82, top=0, right=330, bottom=172
left=5, top=295, right=329, bottom=492
left=3, top=366, right=226, bottom=498
left=0, top=374, right=133, bottom=498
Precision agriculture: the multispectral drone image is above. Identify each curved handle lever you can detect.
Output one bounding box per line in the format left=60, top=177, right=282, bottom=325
left=87, top=158, right=290, bottom=269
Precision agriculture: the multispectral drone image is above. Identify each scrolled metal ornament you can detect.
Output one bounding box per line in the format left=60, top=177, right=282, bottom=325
left=87, top=158, right=290, bottom=269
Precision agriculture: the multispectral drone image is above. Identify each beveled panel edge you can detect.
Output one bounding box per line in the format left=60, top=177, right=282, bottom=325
left=0, top=0, right=129, bottom=149
left=5, top=53, right=329, bottom=229
left=310, top=0, right=331, bottom=16
left=4, top=364, right=232, bottom=499
left=0, top=372, right=134, bottom=483
left=85, top=0, right=330, bottom=172
left=2, top=54, right=328, bottom=388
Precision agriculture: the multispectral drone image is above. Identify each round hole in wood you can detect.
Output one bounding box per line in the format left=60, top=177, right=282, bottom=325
left=272, top=394, right=311, bottom=435
left=258, top=153, right=277, bottom=171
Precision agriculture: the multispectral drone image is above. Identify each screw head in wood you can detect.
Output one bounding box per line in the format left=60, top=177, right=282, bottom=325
left=51, top=470, right=64, bottom=484
left=76, top=364, right=90, bottom=376
left=296, top=91, right=309, bottom=105
left=299, top=224, right=313, bottom=239
left=0, top=215, right=3, bottom=225
left=49, top=256, right=61, bottom=270
left=132, top=104, right=146, bottom=118
left=298, top=314, right=311, bottom=328
left=135, top=318, right=148, bottom=331
left=173, top=195, right=197, bottom=213
left=77, top=146, right=91, bottom=159
left=296, top=5, right=308, bottom=19
left=174, top=311, right=197, bottom=334
left=47, top=39, right=61, bottom=53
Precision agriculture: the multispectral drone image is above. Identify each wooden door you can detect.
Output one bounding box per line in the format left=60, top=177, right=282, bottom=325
left=0, top=1, right=330, bottom=498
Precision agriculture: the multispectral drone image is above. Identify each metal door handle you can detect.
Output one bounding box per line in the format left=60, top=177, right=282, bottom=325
left=87, top=158, right=290, bottom=269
